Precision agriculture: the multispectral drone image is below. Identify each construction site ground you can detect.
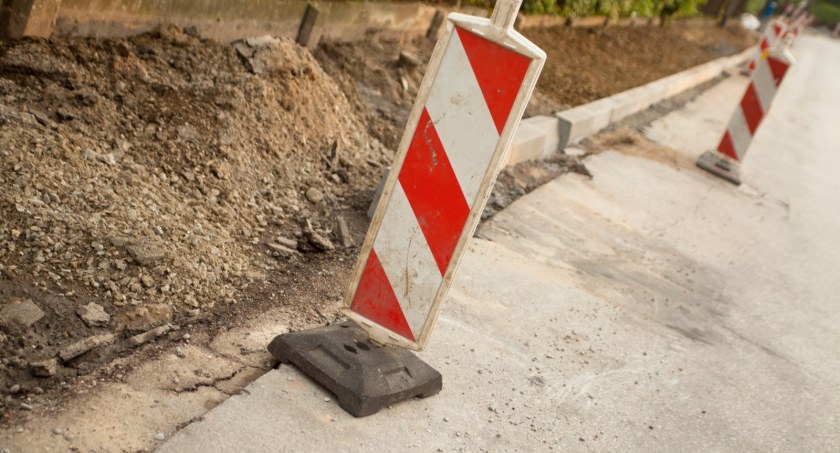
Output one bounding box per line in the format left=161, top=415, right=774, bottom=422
left=0, top=19, right=756, bottom=452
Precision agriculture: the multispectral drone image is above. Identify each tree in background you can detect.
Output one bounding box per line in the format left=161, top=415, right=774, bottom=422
left=520, top=0, right=705, bottom=20
left=812, top=0, right=840, bottom=24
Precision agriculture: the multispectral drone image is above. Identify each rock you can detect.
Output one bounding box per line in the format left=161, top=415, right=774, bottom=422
left=564, top=147, right=587, bottom=157
left=155, top=432, right=166, bottom=441
left=232, top=40, right=255, bottom=59
left=126, top=240, right=166, bottom=266
left=0, top=298, right=45, bottom=329
left=175, top=346, right=186, bottom=358
left=245, top=35, right=281, bottom=48
left=336, top=216, right=353, bottom=248
left=52, top=427, right=63, bottom=435
left=58, top=334, right=116, bottom=362
left=304, top=225, right=335, bottom=252
left=30, top=109, right=52, bottom=127
left=305, top=187, right=324, bottom=204
left=8, top=384, right=20, bottom=394
left=76, top=303, right=110, bottom=327
left=267, top=242, right=298, bottom=257
left=275, top=236, right=298, bottom=250
left=113, top=304, right=173, bottom=333
left=128, top=323, right=172, bottom=347
left=97, top=153, right=117, bottom=165
left=140, top=275, right=155, bottom=288
left=398, top=50, right=422, bottom=69
left=30, top=358, right=59, bottom=377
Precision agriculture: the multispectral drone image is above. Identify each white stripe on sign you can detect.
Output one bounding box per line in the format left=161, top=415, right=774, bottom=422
left=425, top=30, right=501, bottom=207
left=728, top=106, right=753, bottom=160
left=373, top=183, right=443, bottom=335
left=752, top=58, right=777, bottom=113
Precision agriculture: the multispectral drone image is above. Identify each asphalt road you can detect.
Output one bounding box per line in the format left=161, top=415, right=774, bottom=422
left=159, top=31, right=840, bottom=452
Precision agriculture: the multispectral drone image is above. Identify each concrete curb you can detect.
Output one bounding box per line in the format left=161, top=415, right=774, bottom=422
left=503, top=46, right=756, bottom=167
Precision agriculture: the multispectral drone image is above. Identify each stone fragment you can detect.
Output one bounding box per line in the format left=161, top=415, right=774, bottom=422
left=336, top=216, right=353, bottom=248
left=127, top=240, right=166, bottom=266
left=58, top=334, right=116, bottom=362
left=30, top=358, right=59, bottom=377
left=275, top=236, right=298, bottom=250
left=97, top=153, right=117, bottom=165
left=0, top=298, right=45, bottom=329
left=267, top=242, right=298, bottom=257
left=113, top=304, right=173, bottom=333
left=305, top=187, right=324, bottom=204
left=398, top=51, right=421, bottom=69
left=76, top=303, right=110, bottom=327
left=128, top=324, right=172, bottom=347
left=304, top=220, right=334, bottom=252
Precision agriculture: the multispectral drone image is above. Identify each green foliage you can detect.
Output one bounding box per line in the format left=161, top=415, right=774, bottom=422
left=744, top=0, right=766, bottom=14
left=813, top=1, right=840, bottom=24
left=520, top=0, right=704, bottom=18
left=522, top=0, right=561, bottom=14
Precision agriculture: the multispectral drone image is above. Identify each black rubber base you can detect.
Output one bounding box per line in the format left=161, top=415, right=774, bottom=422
left=696, top=150, right=742, bottom=185
left=268, top=322, right=442, bottom=417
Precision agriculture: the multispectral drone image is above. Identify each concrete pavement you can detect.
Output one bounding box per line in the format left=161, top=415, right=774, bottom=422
left=159, top=32, right=840, bottom=452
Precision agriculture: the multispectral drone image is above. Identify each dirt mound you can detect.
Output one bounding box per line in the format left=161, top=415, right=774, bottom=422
left=315, top=37, right=434, bottom=151
left=315, top=21, right=755, bottom=132
left=525, top=22, right=754, bottom=109
left=0, top=26, right=389, bottom=400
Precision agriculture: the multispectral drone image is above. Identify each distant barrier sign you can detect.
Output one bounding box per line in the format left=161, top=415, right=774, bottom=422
left=343, top=0, right=546, bottom=350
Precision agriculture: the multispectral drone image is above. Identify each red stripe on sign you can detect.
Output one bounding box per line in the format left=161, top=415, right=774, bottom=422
left=766, top=56, right=790, bottom=85
left=350, top=250, right=416, bottom=341
left=772, top=22, right=783, bottom=36
left=718, top=131, right=739, bottom=160
left=399, top=108, right=470, bottom=275
left=740, top=83, right=764, bottom=135
left=759, top=37, right=769, bottom=51
left=747, top=60, right=756, bottom=71
left=456, top=27, right=531, bottom=134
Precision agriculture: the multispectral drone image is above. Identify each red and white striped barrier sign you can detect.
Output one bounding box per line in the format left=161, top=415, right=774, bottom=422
left=785, top=14, right=809, bottom=45
left=747, top=20, right=787, bottom=72
left=697, top=47, right=795, bottom=184
left=718, top=48, right=795, bottom=162
left=342, top=0, right=546, bottom=350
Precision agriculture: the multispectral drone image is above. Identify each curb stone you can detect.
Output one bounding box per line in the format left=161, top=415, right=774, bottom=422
left=504, top=45, right=756, bottom=166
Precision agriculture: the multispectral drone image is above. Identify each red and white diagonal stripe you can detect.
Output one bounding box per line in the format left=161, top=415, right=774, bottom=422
left=717, top=51, right=792, bottom=161
left=349, top=26, right=533, bottom=343
left=747, top=20, right=786, bottom=72
left=789, top=15, right=809, bottom=39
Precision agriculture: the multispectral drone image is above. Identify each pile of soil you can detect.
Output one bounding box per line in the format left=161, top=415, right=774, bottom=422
left=528, top=23, right=755, bottom=109
left=315, top=22, right=755, bottom=143
left=0, top=25, right=390, bottom=410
